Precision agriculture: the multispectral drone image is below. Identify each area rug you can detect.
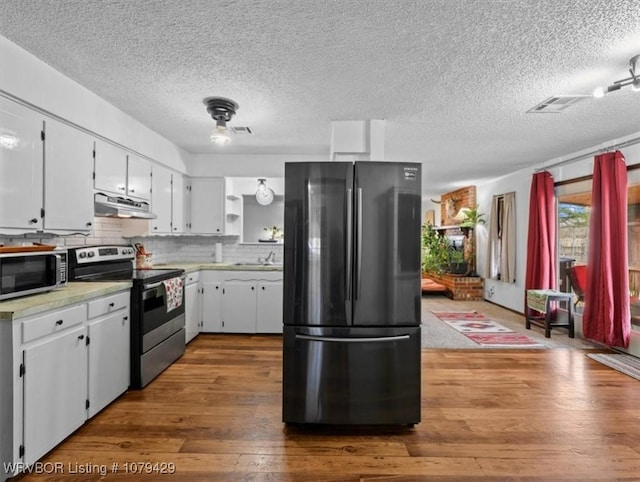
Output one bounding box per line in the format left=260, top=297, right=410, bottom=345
left=587, top=353, right=640, bottom=381
left=433, top=311, right=545, bottom=348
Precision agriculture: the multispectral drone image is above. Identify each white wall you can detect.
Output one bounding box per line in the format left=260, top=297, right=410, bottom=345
left=0, top=35, right=190, bottom=173
left=188, top=153, right=325, bottom=177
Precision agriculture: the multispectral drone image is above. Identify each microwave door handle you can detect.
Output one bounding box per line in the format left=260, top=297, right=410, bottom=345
left=54, top=254, right=62, bottom=286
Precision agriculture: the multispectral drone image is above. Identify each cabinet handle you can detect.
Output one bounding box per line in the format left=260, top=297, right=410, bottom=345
left=251, top=286, right=255, bottom=290
left=29, top=218, right=38, bottom=224
left=78, top=335, right=85, bottom=340
left=109, top=302, right=115, bottom=308
left=261, top=286, right=265, bottom=290
left=55, top=319, right=63, bottom=325
left=86, top=222, right=92, bottom=227
left=118, top=186, right=125, bottom=191
left=153, top=227, right=158, bottom=230
left=130, top=188, right=135, bottom=193
left=123, top=316, right=128, bottom=321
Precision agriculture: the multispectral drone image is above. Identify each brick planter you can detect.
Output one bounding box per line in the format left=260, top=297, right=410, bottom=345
left=423, top=272, right=484, bottom=301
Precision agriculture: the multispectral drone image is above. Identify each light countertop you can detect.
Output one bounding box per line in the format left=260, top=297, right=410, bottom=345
left=0, top=263, right=282, bottom=321
left=0, top=281, right=132, bottom=320
left=153, top=262, right=283, bottom=273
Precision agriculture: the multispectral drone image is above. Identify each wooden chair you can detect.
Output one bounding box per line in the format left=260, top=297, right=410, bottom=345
left=568, top=265, right=587, bottom=308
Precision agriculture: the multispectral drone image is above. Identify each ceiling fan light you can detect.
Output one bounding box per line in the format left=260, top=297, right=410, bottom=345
left=632, top=77, right=640, bottom=92
left=592, top=86, right=606, bottom=98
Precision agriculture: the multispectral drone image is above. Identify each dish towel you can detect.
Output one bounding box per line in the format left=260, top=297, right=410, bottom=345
left=163, top=277, right=184, bottom=312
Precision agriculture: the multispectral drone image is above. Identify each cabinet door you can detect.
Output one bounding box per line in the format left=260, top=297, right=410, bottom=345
left=127, top=154, right=151, bottom=201
left=190, top=178, right=224, bottom=234
left=201, top=282, right=222, bottom=332
left=87, top=310, right=130, bottom=418
left=0, top=98, right=43, bottom=231
left=222, top=282, right=257, bottom=333
left=257, top=282, right=283, bottom=334
left=151, top=164, right=172, bottom=233
left=171, top=173, right=185, bottom=234
left=94, top=139, right=127, bottom=195
left=185, top=282, right=201, bottom=342
left=23, top=326, right=87, bottom=465
left=44, top=119, right=95, bottom=231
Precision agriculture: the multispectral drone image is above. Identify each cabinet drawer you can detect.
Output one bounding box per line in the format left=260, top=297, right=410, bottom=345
left=22, top=304, right=85, bottom=343
left=87, top=291, right=130, bottom=319
left=185, top=272, right=200, bottom=285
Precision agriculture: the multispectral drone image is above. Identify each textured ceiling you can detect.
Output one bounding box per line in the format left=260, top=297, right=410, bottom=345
left=1, top=0, right=639, bottom=197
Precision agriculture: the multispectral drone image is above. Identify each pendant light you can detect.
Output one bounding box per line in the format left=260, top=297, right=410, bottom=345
left=256, top=178, right=275, bottom=205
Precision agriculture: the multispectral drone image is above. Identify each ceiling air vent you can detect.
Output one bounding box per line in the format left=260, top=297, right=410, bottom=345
left=527, top=95, right=589, bottom=114
left=230, top=126, right=253, bottom=135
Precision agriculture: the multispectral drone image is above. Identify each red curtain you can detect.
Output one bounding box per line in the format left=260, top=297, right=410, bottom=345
left=583, top=151, right=630, bottom=348
left=525, top=172, right=557, bottom=301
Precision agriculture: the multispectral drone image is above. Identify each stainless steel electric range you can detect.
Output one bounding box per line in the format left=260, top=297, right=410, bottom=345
left=67, top=245, right=185, bottom=388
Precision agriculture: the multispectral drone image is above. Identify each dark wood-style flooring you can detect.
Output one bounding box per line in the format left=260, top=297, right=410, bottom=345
left=12, top=333, right=640, bottom=481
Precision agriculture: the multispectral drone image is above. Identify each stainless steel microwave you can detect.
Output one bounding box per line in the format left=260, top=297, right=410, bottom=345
left=0, top=249, right=67, bottom=301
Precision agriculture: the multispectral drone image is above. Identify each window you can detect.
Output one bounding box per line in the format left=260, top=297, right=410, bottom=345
left=556, top=166, right=640, bottom=327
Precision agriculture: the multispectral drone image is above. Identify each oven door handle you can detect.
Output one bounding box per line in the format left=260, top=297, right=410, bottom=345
left=143, top=275, right=185, bottom=291
left=144, top=281, right=164, bottom=290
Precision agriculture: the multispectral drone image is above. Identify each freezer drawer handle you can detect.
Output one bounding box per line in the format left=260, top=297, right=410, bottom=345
left=296, top=334, right=410, bottom=343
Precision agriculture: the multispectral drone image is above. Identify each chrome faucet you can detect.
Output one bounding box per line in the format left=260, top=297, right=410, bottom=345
left=264, top=251, right=276, bottom=264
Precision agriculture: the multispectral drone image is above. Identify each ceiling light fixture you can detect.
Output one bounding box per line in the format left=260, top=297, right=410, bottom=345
left=592, top=54, right=640, bottom=97
left=203, top=96, right=238, bottom=145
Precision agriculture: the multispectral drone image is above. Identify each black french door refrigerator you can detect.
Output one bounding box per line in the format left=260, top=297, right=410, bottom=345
left=283, top=161, right=422, bottom=425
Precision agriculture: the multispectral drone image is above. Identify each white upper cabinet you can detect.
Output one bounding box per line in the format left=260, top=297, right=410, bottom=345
left=171, top=173, right=185, bottom=233
left=189, top=178, right=224, bottom=234
left=0, top=98, right=44, bottom=231
left=0, top=98, right=94, bottom=234
left=94, top=139, right=127, bottom=195
left=126, top=154, right=151, bottom=201
left=151, top=164, right=173, bottom=233
left=43, top=118, right=94, bottom=231
left=94, top=141, right=152, bottom=202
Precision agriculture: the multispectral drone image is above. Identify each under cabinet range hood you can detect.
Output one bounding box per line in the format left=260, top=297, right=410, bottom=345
left=94, top=192, right=157, bottom=219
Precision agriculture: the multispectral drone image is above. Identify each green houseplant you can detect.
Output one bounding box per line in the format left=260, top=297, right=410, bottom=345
left=459, top=205, right=485, bottom=276
left=421, top=223, right=449, bottom=274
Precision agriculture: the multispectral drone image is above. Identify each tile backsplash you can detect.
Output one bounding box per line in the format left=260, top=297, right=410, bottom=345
left=0, top=217, right=283, bottom=265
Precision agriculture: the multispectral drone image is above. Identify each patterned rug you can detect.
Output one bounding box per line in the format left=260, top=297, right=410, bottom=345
left=587, top=353, right=640, bottom=381
left=433, top=311, right=545, bottom=348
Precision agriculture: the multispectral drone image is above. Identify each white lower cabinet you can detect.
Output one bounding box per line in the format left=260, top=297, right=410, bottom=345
left=23, top=325, right=88, bottom=465
left=201, top=281, right=222, bottom=332
left=185, top=272, right=202, bottom=343
left=222, top=282, right=257, bottom=333
left=257, top=282, right=284, bottom=333
left=2, top=288, right=131, bottom=478
left=87, top=294, right=130, bottom=418
left=201, top=271, right=283, bottom=334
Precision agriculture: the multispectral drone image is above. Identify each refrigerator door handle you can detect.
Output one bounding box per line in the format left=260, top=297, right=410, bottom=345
left=296, top=334, right=410, bottom=343
left=346, top=188, right=353, bottom=300
left=356, top=187, right=363, bottom=299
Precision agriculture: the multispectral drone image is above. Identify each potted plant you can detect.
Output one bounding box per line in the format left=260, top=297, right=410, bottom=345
left=447, top=247, right=468, bottom=275
left=459, top=205, right=485, bottom=276
left=421, top=223, right=449, bottom=275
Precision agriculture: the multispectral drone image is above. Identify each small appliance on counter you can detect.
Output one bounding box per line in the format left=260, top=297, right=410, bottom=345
left=67, top=245, right=185, bottom=388
left=0, top=245, right=67, bottom=301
